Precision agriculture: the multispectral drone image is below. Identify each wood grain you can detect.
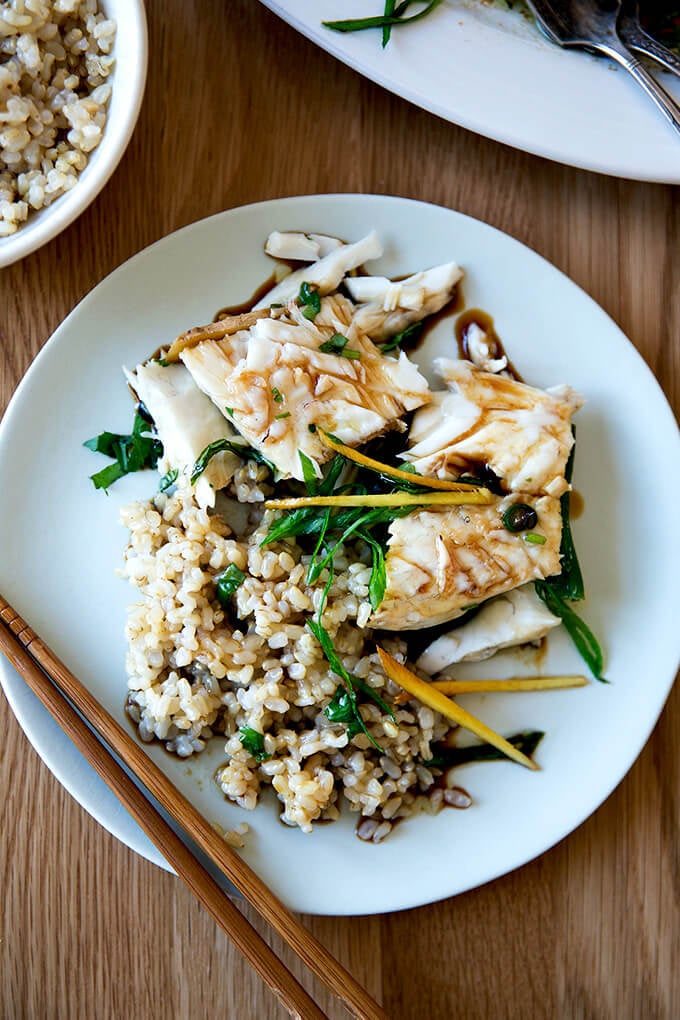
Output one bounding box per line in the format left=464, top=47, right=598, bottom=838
left=0, top=2, right=678, bottom=1018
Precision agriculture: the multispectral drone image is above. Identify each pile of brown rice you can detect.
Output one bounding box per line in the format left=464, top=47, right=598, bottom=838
left=121, top=464, right=468, bottom=842
left=0, top=0, right=116, bottom=236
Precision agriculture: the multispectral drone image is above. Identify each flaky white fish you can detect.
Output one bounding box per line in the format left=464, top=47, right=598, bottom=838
left=370, top=494, right=562, bottom=630
left=345, top=261, right=463, bottom=341
left=124, top=361, right=239, bottom=509
left=256, top=232, right=383, bottom=308
left=403, top=359, right=583, bottom=498
left=181, top=294, right=431, bottom=481
left=416, top=584, right=561, bottom=674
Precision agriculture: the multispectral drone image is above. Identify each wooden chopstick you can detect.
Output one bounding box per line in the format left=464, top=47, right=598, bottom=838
left=0, top=610, right=324, bottom=1020
left=0, top=595, right=388, bottom=1020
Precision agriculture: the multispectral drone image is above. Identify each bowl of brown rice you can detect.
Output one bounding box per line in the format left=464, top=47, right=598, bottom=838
left=0, top=0, right=147, bottom=268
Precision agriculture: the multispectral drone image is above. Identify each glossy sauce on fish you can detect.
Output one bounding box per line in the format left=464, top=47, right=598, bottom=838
left=455, top=308, right=523, bottom=382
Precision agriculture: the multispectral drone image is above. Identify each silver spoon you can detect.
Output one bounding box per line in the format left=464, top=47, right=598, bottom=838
left=618, top=0, right=680, bottom=80
left=525, top=0, right=680, bottom=134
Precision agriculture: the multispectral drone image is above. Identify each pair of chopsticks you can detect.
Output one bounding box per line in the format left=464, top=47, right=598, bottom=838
left=0, top=594, right=388, bottom=1020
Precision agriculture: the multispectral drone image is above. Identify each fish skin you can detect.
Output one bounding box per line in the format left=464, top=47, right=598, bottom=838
left=415, top=584, right=561, bottom=674
left=370, top=494, right=562, bottom=631
left=403, top=359, right=583, bottom=498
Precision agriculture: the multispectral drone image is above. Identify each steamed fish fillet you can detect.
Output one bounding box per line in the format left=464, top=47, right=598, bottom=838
left=256, top=231, right=383, bottom=308
left=345, top=262, right=463, bottom=341
left=181, top=295, right=431, bottom=481
left=264, top=231, right=343, bottom=261
left=124, top=361, right=240, bottom=509
left=416, top=585, right=561, bottom=674
left=370, top=494, right=562, bottom=630
left=403, top=359, right=583, bottom=498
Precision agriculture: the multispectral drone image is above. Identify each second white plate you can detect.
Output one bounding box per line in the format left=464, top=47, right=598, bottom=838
left=260, top=0, right=680, bottom=183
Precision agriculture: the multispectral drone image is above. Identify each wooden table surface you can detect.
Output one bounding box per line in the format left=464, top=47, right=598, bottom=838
left=1, top=2, right=678, bottom=1018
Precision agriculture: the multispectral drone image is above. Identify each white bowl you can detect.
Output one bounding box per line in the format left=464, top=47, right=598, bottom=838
left=0, top=0, right=147, bottom=269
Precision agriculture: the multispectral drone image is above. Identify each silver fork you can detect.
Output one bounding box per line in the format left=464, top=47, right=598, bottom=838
left=525, top=0, right=680, bottom=134
left=618, top=0, right=680, bottom=79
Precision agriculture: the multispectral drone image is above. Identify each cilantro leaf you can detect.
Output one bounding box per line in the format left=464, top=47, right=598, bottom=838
left=238, top=726, right=271, bottom=763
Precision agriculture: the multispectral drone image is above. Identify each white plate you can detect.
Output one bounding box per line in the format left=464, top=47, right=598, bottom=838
left=260, top=0, right=680, bottom=183
left=1, top=194, right=679, bottom=916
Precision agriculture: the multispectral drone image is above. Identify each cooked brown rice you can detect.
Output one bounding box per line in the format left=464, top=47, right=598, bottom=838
left=0, top=0, right=116, bottom=236
left=121, top=463, right=461, bottom=841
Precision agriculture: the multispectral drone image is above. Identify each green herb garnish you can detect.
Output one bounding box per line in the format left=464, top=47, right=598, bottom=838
left=307, top=617, right=394, bottom=751
left=298, top=281, right=322, bottom=320
left=271, top=387, right=284, bottom=403
left=84, top=411, right=162, bottom=491
left=382, top=0, right=396, bottom=45
left=238, top=726, right=271, bottom=762
left=379, top=321, right=424, bottom=354
left=159, top=468, right=179, bottom=492
left=524, top=532, right=546, bottom=545
left=356, top=529, right=387, bottom=611
left=299, top=449, right=320, bottom=495
left=426, top=730, right=545, bottom=768
left=191, top=438, right=275, bottom=484
left=323, top=0, right=442, bottom=40
left=319, top=332, right=361, bottom=360
left=534, top=582, right=605, bottom=682
left=546, top=438, right=584, bottom=601
left=275, top=411, right=291, bottom=420
left=215, top=564, right=246, bottom=607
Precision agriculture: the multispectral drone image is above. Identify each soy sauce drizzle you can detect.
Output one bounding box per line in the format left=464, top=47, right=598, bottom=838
left=455, top=308, right=523, bottom=382
left=213, top=273, right=279, bottom=320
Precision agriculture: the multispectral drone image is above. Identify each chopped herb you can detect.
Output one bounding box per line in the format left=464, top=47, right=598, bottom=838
left=307, top=617, right=393, bottom=751
left=308, top=507, right=333, bottom=584
left=299, top=449, right=320, bottom=495
left=154, top=357, right=170, bottom=367
left=318, top=455, right=345, bottom=496
left=524, top=532, right=546, bottom=545
left=215, top=564, right=246, bottom=606
left=534, top=582, right=605, bottom=682
left=225, top=407, right=234, bottom=416
left=546, top=437, right=584, bottom=601
left=382, top=0, right=396, bottom=47
left=425, top=730, right=545, bottom=768
left=89, top=461, right=125, bottom=491
left=325, top=686, right=355, bottom=725
left=84, top=412, right=162, bottom=491
left=238, top=726, right=271, bottom=763
left=380, top=321, right=423, bottom=354
left=271, top=387, right=284, bottom=403
left=262, top=501, right=411, bottom=547
left=356, top=529, right=387, bottom=611
left=191, top=438, right=275, bottom=484
left=159, top=468, right=179, bottom=492
left=323, top=0, right=442, bottom=39
left=319, top=332, right=361, bottom=360
left=298, top=281, right=322, bottom=320
left=275, top=411, right=291, bottom=420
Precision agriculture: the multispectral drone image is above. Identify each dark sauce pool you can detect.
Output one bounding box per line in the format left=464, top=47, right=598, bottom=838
left=455, top=308, right=523, bottom=381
